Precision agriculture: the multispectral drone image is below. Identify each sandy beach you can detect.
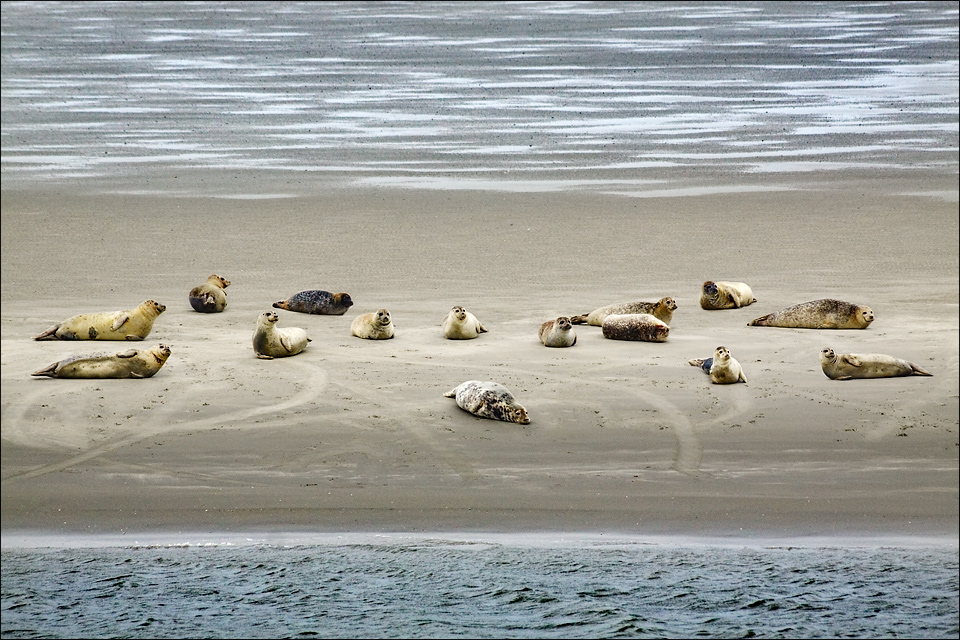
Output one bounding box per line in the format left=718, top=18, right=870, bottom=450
left=1, top=179, right=957, bottom=540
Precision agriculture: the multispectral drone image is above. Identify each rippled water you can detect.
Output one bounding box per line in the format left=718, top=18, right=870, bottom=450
left=2, top=537, right=958, bottom=639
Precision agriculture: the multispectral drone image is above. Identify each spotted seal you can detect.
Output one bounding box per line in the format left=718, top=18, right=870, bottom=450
left=699, top=281, right=756, bottom=310
left=688, top=346, right=747, bottom=384
left=253, top=311, right=311, bottom=359
left=571, top=297, right=677, bottom=326
left=819, top=347, right=932, bottom=380
left=601, top=313, right=670, bottom=342
left=538, top=316, right=577, bottom=347
left=32, top=343, right=172, bottom=379
left=273, top=290, right=354, bottom=315
left=34, top=300, right=166, bottom=341
left=189, top=274, right=230, bottom=313
left=748, top=299, right=874, bottom=329
left=443, top=380, right=531, bottom=425
left=441, top=306, right=488, bottom=340
left=350, top=308, right=395, bottom=340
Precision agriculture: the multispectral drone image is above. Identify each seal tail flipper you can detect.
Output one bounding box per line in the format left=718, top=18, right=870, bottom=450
left=34, top=325, right=59, bottom=340
left=910, top=363, right=933, bottom=376
left=272, top=301, right=285, bottom=309
left=569, top=315, right=588, bottom=325
left=688, top=358, right=706, bottom=367
left=443, top=387, right=458, bottom=398
left=747, top=314, right=772, bottom=326
left=31, top=363, right=58, bottom=377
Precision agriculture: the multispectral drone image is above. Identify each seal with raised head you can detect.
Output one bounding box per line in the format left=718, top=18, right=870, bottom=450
left=32, top=343, right=172, bottom=379
left=189, top=274, right=230, bottom=313
left=443, top=380, right=531, bottom=425
left=699, top=281, right=756, bottom=310
left=253, top=311, right=310, bottom=359
left=571, top=297, right=677, bottom=326
left=748, top=299, right=874, bottom=329
left=34, top=300, right=166, bottom=341
left=539, top=316, right=577, bottom=347
left=441, top=306, right=488, bottom=340
left=601, top=313, right=670, bottom=342
left=819, top=347, right=932, bottom=380
left=350, top=308, right=395, bottom=340
left=688, top=346, right=747, bottom=384
left=273, top=290, right=354, bottom=316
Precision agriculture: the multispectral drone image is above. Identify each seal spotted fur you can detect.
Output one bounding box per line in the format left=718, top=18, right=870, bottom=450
left=443, top=380, right=530, bottom=424
left=253, top=311, right=310, bottom=359
left=32, top=343, right=172, bottom=379
left=688, top=346, right=747, bottom=384
left=748, top=299, right=874, bottom=329
left=571, top=297, right=676, bottom=326
left=351, top=308, right=395, bottom=340
left=819, top=347, right=932, bottom=380
left=274, top=290, right=354, bottom=315
left=442, top=306, right=488, bottom=340
left=189, top=274, right=230, bottom=313
left=539, top=317, right=577, bottom=347
left=699, top=281, right=756, bottom=310
left=601, top=313, right=670, bottom=342
left=34, top=300, right=166, bottom=341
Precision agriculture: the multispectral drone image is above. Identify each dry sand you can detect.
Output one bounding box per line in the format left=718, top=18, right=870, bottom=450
left=1, top=182, right=957, bottom=540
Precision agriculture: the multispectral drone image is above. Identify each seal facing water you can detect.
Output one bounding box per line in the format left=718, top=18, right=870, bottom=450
left=34, top=300, right=166, bottom=341
left=189, top=274, right=230, bottom=313
left=747, top=299, right=874, bottom=329
left=688, top=346, right=747, bottom=384
left=443, top=380, right=530, bottom=425
left=699, top=281, right=756, bottom=310
left=441, top=306, right=488, bottom=340
left=538, top=316, right=577, bottom=347
left=32, top=343, right=172, bottom=379
left=350, top=308, right=395, bottom=340
left=819, top=347, right=932, bottom=380
left=571, top=297, right=676, bottom=326
left=601, top=313, right=670, bottom=342
left=252, top=311, right=310, bottom=359
left=273, top=290, right=354, bottom=315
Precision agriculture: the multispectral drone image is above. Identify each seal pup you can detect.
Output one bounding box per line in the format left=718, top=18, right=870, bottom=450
left=273, top=290, right=354, bottom=316
left=688, top=346, right=747, bottom=384
left=538, top=316, right=577, bottom=347
left=350, top=308, right=395, bottom=340
left=747, top=299, right=874, bottom=329
left=819, top=347, right=932, bottom=380
left=189, top=274, right=230, bottom=313
left=252, top=311, right=310, bottom=359
left=571, top=297, right=677, bottom=326
left=32, top=343, right=172, bottom=379
left=441, top=305, right=488, bottom=340
left=34, top=300, right=166, bottom=341
left=699, top=281, right=756, bottom=310
left=443, top=380, right=531, bottom=425
left=601, top=313, right=670, bottom=342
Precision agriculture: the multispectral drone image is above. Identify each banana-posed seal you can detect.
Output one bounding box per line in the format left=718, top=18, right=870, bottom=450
left=34, top=300, right=166, bottom=341
left=441, top=305, right=488, bottom=340
left=273, top=290, right=354, bottom=316
left=571, top=297, right=677, bottom=326
left=699, top=281, right=756, bottom=310
left=32, top=343, right=172, bottom=379
left=538, top=316, right=577, bottom=347
left=350, top=308, right=395, bottom=340
left=189, top=274, right=230, bottom=313
left=688, top=346, right=747, bottom=384
left=748, top=299, right=874, bottom=329
left=252, top=311, right=310, bottom=359
left=601, top=313, right=670, bottom=342
left=443, top=380, right=531, bottom=425
left=819, top=347, right=932, bottom=380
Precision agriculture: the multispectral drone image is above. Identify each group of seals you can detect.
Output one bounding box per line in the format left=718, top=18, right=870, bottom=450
left=351, top=308, right=395, bottom=340
left=444, top=380, right=531, bottom=425
left=253, top=311, right=311, bottom=359
left=689, top=346, right=748, bottom=384
left=34, top=300, right=167, bottom=341
left=32, top=344, right=172, bottom=379
left=442, top=306, right=488, bottom=340
left=189, top=275, right=230, bottom=313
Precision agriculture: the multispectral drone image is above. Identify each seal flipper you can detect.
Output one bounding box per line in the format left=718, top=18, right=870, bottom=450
left=31, top=363, right=59, bottom=377
left=569, top=315, right=588, bottom=325
left=110, top=313, right=131, bottom=331
left=910, top=363, right=933, bottom=376
left=117, top=349, right=138, bottom=358
left=34, top=325, right=60, bottom=341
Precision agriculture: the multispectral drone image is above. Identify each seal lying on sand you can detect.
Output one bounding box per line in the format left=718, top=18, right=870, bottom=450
left=189, top=274, right=230, bottom=313
left=273, top=290, right=354, bottom=315
left=351, top=308, right=395, bottom=340
left=444, top=380, right=531, bottom=425
left=441, top=306, right=488, bottom=340
left=34, top=300, right=166, bottom=341
left=253, top=311, right=310, bottom=359
left=32, top=343, right=172, bottom=379
left=699, top=281, right=756, bottom=310
left=601, top=313, right=670, bottom=342
left=688, top=346, right=747, bottom=384
left=748, top=299, right=874, bottom=329
left=819, top=347, right=932, bottom=380
left=571, top=297, right=676, bottom=326
left=538, top=317, right=577, bottom=347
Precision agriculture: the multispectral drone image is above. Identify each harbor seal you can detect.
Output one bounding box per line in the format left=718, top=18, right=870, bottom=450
left=32, top=343, right=172, bottom=379
left=688, top=346, right=747, bottom=384
left=34, top=300, right=166, bottom=341
left=350, top=308, right=395, bottom=340
left=571, top=297, right=677, bottom=326
left=748, top=299, right=874, bottom=330
left=601, top=313, right=670, bottom=342
left=273, top=290, right=354, bottom=315
left=443, top=380, right=531, bottom=425
left=538, top=316, right=577, bottom=347
left=189, top=274, right=230, bottom=313
left=252, top=311, right=311, bottom=359
left=441, top=306, right=488, bottom=340
left=819, top=347, right=932, bottom=380
left=699, top=281, right=756, bottom=310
